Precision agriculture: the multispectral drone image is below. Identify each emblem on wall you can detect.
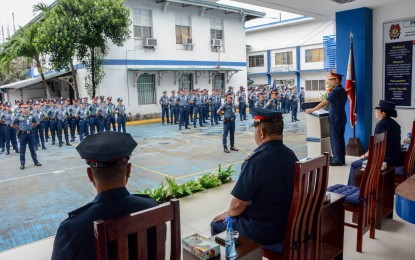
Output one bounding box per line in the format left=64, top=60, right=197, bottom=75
left=389, top=24, right=401, bottom=40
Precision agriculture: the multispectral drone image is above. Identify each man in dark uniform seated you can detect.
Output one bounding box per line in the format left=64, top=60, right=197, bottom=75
left=51, top=132, right=158, bottom=260
left=347, top=100, right=402, bottom=185
left=210, top=107, right=298, bottom=250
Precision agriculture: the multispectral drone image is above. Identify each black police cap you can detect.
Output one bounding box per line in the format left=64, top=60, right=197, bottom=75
left=251, top=108, right=283, bottom=123
left=76, top=132, right=137, bottom=167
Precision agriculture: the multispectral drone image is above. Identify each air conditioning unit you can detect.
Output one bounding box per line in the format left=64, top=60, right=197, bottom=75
left=184, top=38, right=193, bottom=45
left=211, top=39, right=222, bottom=47
left=143, top=38, right=157, bottom=48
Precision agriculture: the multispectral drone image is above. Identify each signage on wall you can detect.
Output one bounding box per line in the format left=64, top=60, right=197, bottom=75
left=383, top=17, right=415, bottom=108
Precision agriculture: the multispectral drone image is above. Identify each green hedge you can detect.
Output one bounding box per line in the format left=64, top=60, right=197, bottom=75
left=136, top=164, right=235, bottom=204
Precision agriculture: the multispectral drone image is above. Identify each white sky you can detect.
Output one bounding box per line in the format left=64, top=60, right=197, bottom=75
left=0, top=0, right=300, bottom=42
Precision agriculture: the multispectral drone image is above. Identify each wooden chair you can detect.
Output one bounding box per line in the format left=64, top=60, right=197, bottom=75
left=328, top=132, right=387, bottom=252
left=395, top=120, right=415, bottom=186
left=94, top=199, right=181, bottom=260
left=263, top=153, right=329, bottom=260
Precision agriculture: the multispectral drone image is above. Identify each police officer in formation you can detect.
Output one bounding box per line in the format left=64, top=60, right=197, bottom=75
left=192, top=89, right=205, bottom=128
left=56, top=101, right=72, bottom=147
left=107, top=97, right=117, bottom=131
left=159, top=91, right=170, bottom=125
left=115, top=98, right=127, bottom=133
left=217, top=93, right=239, bottom=153
left=299, top=87, right=306, bottom=111
left=47, top=100, right=59, bottom=145
left=265, top=90, right=280, bottom=111
left=0, top=102, right=19, bottom=154
left=68, top=99, right=79, bottom=142
left=177, top=89, right=190, bottom=130
left=11, top=103, right=42, bottom=170
left=290, top=85, right=300, bottom=122
left=169, top=90, right=178, bottom=125
left=237, top=88, right=247, bottom=121
left=76, top=100, right=89, bottom=141
left=0, top=102, right=4, bottom=153
left=31, top=101, right=47, bottom=150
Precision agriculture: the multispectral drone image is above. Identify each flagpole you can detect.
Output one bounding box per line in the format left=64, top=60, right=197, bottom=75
left=350, top=32, right=356, bottom=139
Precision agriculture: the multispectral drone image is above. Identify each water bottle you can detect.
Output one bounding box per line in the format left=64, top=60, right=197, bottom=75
left=225, top=216, right=236, bottom=258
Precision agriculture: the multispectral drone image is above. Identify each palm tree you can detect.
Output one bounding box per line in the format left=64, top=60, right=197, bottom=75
left=0, top=24, right=52, bottom=98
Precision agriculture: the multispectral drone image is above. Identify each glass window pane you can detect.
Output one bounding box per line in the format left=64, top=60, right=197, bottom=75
left=133, top=25, right=141, bottom=38
left=142, top=26, right=152, bottom=38
left=305, top=80, right=312, bottom=91
left=176, top=25, right=182, bottom=44
left=312, top=80, right=319, bottom=91
left=182, top=26, right=190, bottom=41
left=319, top=80, right=326, bottom=91
left=137, top=74, right=156, bottom=105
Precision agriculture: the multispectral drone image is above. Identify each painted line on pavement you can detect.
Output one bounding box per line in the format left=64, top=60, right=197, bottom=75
left=0, top=165, right=85, bottom=183
left=131, top=164, right=174, bottom=178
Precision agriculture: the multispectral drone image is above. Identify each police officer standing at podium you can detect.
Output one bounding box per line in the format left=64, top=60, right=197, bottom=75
left=305, top=70, right=347, bottom=166
left=11, top=103, right=42, bottom=170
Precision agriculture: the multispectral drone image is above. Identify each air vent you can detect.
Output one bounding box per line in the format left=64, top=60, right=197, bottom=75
left=331, top=0, right=355, bottom=4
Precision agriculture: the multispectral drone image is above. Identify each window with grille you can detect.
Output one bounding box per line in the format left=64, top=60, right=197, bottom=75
left=175, top=14, right=191, bottom=44
left=212, top=73, right=225, bottom=94
left=178, top=74, right=193, bottom=92
left=210, top=18, right=224, bottom=51
left=275, top=52, right=293, bottom=65
left=137, top=74, right=156, bottom=105
left=305, top=48, right=324, bottom=63
left=305, top=80, right=327, bottom=91
left=133, top=9, right=152, bottom=49
left=249, top=55, right=264, bottom=67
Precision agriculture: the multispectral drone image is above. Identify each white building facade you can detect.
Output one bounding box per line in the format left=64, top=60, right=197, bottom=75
left=246, top=17, right=335, bottom=99
left=1, top=0, right=264, bottom=115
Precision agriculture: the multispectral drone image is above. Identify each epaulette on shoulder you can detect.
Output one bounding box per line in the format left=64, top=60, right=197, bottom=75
left=68, top=203, right=94, bottom=218
left=133, top=194, right=151, bottom=199
left=245, top=147, right=267, bottom=161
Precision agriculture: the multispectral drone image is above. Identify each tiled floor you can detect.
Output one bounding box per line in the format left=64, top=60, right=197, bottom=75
left=1, top=155, right=414, bottom=259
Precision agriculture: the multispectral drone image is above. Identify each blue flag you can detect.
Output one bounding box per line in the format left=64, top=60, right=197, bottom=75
left=272, top=78, right=277, bottom=90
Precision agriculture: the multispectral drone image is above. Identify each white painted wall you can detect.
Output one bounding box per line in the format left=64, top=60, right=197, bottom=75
left=373, top=1, right=415, bottom=135
left=73, top=0, right=249, bottom=115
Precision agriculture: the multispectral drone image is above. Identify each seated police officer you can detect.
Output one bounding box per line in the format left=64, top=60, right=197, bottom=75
left=51, top=132, right=158, bottom=260
left=211, top=108, right=298, bottom=248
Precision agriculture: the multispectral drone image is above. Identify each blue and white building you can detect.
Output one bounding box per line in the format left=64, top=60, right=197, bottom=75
left=0, top=0, right=264, bottom=115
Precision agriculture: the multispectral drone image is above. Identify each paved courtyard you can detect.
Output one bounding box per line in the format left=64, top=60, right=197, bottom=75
left=0, top=113, right=307, bottom=252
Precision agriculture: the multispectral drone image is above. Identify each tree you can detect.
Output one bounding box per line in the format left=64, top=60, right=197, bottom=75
left=0, top=24, right=52, bottom=98
left=52, top=0, right=131, bottom=97
left=36, top=2, right=80, bottom=98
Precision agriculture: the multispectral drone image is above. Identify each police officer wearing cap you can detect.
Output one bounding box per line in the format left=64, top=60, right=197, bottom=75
left=68, top=99, right=79, bottom=142
left=97, top=100, right=110, bottom=133
left=238, top=89, right=247, bottom=121
left=51, top=132, right=157, bottom=260
left=209, top=89, right=220, bottom=126
left=76, top=100, right=90, bottom=141
left=56, top=101, right=72, bottom=147
left=159, top=91, right=170, bottom=125
left=299, top=87, right=305, bottom=112
left=0, top=102, right=19, bottom=154
left=290, top=86, right=299, bottom=122
left=346, top=100, right=403, bottom=185
left=211, top=107, right=298, bottom=246
left=47, top=100, right=59, bottom=145
left=217, top=93, right=239, bottom=153
left=115, top=98, right=127, bottom=133
left=0, top=102, right=5, bottom=153
left=31, top=101, right=47, bottom=150
left=88, top=98, right=100, bottom=134
left=11, top=104, right=42, bottom=169
left=177, top=89, right=190, bottom=130
left=306, top=70, right=347, bottom=166
left=107, top=97, right=116, bottom=131
left=169, top=90, right=178, bottom=125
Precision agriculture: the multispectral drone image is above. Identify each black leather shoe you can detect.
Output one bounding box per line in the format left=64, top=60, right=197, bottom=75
left=224, top=148, right=230, bottom=153
left=15, top=149, right=19, bottom=153
left=200, top=125, right=206, bottom=127
left=66, top=143, right=72, bottom=146
left=59, top=144, right=62, bottom=147
left=179, top=127, right=182, bottom=130
left=194, top=125, right=197, bottom=128
left=51, top=142, right=55, bottom=145
left=329, top=162, right=344, bottom=166
left=20, top=165, right=25, bottom=170
left=42, top=146, right=47, bottom=150
left=185, top=126, right=191, bottom=129
left=295, top=119, right=300, bottom=121
left=230, top=147, right=239, bottom=151
left=35, top=162, right=42, bottom=166
left=6, top=151, right=10, bottom=155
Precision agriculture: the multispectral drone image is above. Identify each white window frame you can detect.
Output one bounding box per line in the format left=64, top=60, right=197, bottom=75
left=210, top=18, right=224, bottom=52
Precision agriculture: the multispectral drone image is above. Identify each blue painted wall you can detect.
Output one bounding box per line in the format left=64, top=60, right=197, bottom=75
left=336, top=8, right=373, bottom=150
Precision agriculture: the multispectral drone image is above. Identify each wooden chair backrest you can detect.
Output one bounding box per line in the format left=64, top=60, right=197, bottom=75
left=404, top=121, right=415, bottom=178
left=359, top=132, right=387, bottom=227
left=94, top=199, right=181, bottom=260
left=283, top=153, right=329, bottom=260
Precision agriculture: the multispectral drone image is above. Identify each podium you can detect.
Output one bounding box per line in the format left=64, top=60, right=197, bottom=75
left=306, top=110, right=331, bottom=158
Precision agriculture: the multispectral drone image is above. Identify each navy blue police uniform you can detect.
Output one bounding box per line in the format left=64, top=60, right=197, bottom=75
left=76, top=101, right=90, bottom=141
left=169, top=92, right=179, bottom=125
left=107, top=97, right=117, bottom=131
left=211, top=108, right=298, bottom=246
left=160, top=92, right=170, bottom=125
left=51, top=132, right=158, bottom=260
left=326, top=74, right=347, bottom=165
left=11, top=104, right=42, bottom=169
left=290, top=89, right=299, bottom=121
left=177, top=93, right=190, bottom=130
left=88, top=99, right=101, bottom=134
left=347, top=100, right=402, bottom=185
left=47, top=101, right=59, bottom=145
left=218, top=94, right=238, bottom=153
left=0, top=103, right=19, bottom=154
left=31, top=102, right=47, bottom=150
left=115, top=98, right=127, bottom=133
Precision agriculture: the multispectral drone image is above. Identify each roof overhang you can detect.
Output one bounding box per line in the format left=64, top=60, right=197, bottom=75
left=160, top=0, right=265, bottom=21
left=127, top=67, right=241, bottom=72
left=0, top=71, right=72, bottom=90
